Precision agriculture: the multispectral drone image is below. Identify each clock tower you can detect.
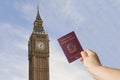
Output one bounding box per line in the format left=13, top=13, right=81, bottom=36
left=28, top=7, right=49, bottom=80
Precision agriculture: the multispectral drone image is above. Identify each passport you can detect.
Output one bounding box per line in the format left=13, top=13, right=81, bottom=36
left=58, top=31, right=83, bottom=63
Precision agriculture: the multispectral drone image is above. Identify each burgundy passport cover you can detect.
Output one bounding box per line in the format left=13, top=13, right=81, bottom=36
left=58, top=31, right=83, bottom=63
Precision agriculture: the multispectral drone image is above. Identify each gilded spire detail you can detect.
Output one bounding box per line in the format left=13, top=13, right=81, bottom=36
left=36, top=6, right=42, bottom=20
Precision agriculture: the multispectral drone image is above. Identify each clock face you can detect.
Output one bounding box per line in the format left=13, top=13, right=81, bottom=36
left=37, top=41, right=45, bottom=50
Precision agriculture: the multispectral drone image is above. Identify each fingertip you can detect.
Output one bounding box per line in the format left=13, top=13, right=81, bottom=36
left=80, top=51, right=84, bottom=54
left=80, top=51, right=88, bottom=58
left=80, top=57, right=83, bottom=62
left=80, top=57, right=83, bottom=64
left=80, top=51, right=84, bottom=56
left=84, top=49, right=96, bottom=55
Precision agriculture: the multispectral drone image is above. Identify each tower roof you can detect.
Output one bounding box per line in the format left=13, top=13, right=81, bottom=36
left=36, top=6, right=42, bottom=20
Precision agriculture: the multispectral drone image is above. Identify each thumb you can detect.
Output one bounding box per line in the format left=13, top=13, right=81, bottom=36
left=81, top=51, right=88, bottom=58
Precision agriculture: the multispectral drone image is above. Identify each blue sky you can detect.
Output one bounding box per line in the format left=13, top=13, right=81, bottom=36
left=0, top=0, right=120, bottom=80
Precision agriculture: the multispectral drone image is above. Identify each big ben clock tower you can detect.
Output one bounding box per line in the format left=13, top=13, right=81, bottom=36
left=28, top=7, right=49, bottom=80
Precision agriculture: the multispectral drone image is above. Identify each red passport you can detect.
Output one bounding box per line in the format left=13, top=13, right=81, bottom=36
left=58, top=31, right=83, bottom=63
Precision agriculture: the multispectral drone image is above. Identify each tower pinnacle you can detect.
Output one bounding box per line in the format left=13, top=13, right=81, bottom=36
left=33, top=6, right=44, bottom=33
left=36, top=6, right=42, bottom=20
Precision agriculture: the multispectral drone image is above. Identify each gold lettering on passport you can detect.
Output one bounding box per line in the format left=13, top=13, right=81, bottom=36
left=60, top=35, right=75, bottom=45
left=60, top=35, right=73, bottom=42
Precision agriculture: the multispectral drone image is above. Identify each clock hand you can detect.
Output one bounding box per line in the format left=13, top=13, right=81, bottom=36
left=40, top=44, right=42, bottom=47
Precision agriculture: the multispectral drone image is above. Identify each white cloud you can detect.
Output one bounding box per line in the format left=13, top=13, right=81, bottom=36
left=14, top=2, right=36, bottom=22
left=0, top=23, right=28, bottom=80
left=49, top=0, right=85, bottom=25
left=14, top=0, right=85, bottom=30
left=0, top=23, right=29, bottom=39
left=60, top=0, right=85, bottom=26
left=0, top=23, right=28, bottom=53
left=0, top=53, right=28, bottom=80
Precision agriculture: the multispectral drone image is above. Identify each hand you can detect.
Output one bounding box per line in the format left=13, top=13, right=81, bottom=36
left=80, top=49, right=102, bottom=74
left=80, top=49, right=120, bottom=80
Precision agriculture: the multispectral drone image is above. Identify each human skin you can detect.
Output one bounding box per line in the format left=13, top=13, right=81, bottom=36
left=80, top=49, right=120, bottom=80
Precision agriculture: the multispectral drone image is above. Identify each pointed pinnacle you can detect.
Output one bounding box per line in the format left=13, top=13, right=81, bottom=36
left=36, top=6, right=42, bottom=20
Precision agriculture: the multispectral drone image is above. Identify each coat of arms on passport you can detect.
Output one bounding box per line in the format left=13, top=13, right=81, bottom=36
left=58, top=31, right=83, bottom=63
left=67, top=43, right=77, bottom=54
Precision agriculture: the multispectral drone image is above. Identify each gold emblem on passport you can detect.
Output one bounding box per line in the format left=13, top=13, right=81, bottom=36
left=67, top=43, right=77, bottom=54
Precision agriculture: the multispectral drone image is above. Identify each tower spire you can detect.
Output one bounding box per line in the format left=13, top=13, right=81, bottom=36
left=36, top=5, right=42, bottom=20
left=34, top=6, right=44, bottom=33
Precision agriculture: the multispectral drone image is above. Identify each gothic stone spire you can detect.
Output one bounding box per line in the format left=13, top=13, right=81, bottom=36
left=33, top=6, right=44, bottom=33
left=36, top=6, right=42, bottom=20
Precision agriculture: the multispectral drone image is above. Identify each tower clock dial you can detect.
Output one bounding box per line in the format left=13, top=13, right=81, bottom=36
left=37, top=41, right=45, bottom=50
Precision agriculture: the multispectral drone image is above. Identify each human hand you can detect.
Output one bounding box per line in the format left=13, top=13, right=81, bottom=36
left=80, top=49, right=102, bottom=73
